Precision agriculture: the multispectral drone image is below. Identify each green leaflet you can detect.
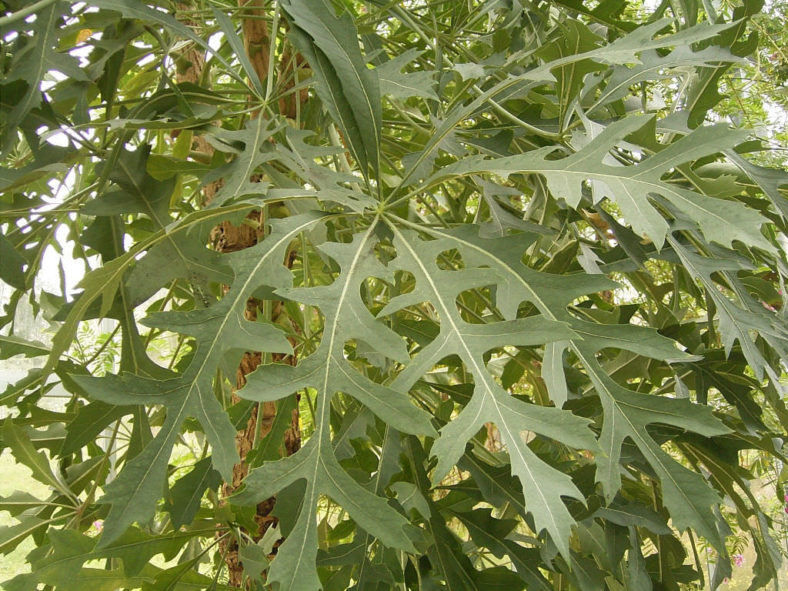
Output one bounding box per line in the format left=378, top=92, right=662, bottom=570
left=282, top=0, right=381, bottom=182
left=165, top=457, right=221, bottom=529
left=551, top=0, right=636, bottom=32
left=424, top=116, right=769, bottom=249
left=0, top=516, right=48, bottom=555
left=0, top=492, right=49, bottom=517
left=234, top=225, right=426, bottom=590
left=0, top=231, right=27, bottom=290
left=585, top=19, right=740, bottom=65
left=235, top=436, right=416, bottom=591
left=377, top=49, right=439, bottom=101
left=72, top=214, right=323, bottom=545
left=669, top=237, right=788, bottom=380
left=724, top=149, right=788, bottom=219
left=382, top=224, right=598, bottom=559
left=0, top=144, right=70, bottom=193
left=240, top=229, right=435, bottom=437
left=0, top=334, right=49, bottom=360
left=60, top=401, right=128, bottom=455
left=453, top=509, right=552, bottom=590
left=587, top=45, right=743, bottom=113
left=211, top=8, right=265, bottom=97
left=202, top=117, right=285, bottom=205
left=582, top=352, right=730, bottom=549
left=2, top=423, right=74, bottom=501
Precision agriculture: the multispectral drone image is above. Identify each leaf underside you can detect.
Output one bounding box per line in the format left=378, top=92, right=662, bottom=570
left=1, top=1, right=786, bottom=590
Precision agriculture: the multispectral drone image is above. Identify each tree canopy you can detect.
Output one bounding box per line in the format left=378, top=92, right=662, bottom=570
left=0, top=0, right=786, bottom=589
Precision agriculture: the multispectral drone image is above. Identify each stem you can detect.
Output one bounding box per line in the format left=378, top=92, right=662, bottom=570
left=651, top=478, right=665, bottom=585
left=0, top=0, right=61, bottom=27
left=264, top=1, right=281, bottom=104
left=83, top=324, right=121, bottom=369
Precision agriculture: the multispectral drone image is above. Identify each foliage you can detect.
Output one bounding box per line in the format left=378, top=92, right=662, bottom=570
left=0, top=0, right=787, bottom=589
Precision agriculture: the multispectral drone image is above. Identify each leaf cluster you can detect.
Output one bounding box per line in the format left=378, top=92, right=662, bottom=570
left=0, top=0, right=786, bottom=590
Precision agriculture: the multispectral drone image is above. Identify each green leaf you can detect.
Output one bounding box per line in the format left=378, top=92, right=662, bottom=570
left=211, top=8, right=265, bottom=97
left=235, top=437, right=416, bottom=591
left=203, top=117, right=285, bottom=205
left=381, top=225, right=598, bottom=558
left=0, top=145, right=69, bottom=193
left=241, top=229, right=436, bottom=438
left=593, top=503, right=672, bottom=536
left=61, top=401, right=128, bottom=455
left=408, top=222, right=731, bottom=551
left=453, top=509, right=552, bottom=590
left=425, top=117, right=769, bottom=249
left=0, top=231, right=27, bottom=290
left=282, top=0, right=381, bottom=180
left=0, top=334, right=49, bottom=360
left=235, top=225, right=423, bottom=590
left=73, top=215, right=322, bottom=545
left=2, top=422, right=74, bottom=501
left=0, top=516, right=47, bottom=555
left=377, top=49, right=439, bottom=101
left=669, top=238, right=788, bottom=380
left=165, top=457, right=222, bottom=529
left=1, top=1, right=87, bottom=152
left=588, top=46, right=743, bottom=113
left=91, top=0, right=252, bottom=91
left=2, top=3, right=786, bottom=589
left=0, top=491, right=48, bottom=517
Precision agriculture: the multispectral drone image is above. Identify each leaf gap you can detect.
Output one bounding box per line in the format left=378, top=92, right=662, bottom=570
left=435, top=247, right=464, bottom=271
left=455, top=285, right=496, bottom=324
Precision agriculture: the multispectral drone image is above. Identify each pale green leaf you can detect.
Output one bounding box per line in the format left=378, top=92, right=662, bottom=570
left=425, top=117, right=769, bottom=249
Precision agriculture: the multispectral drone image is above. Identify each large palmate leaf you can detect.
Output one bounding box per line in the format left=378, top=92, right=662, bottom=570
left=404, top=223, right=734, bottom=549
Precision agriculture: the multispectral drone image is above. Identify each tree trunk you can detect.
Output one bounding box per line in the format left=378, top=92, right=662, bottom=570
left=175, top=2, right=302, bottom=586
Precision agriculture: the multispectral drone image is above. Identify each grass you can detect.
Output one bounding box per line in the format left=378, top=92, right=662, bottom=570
left=0, top=450, right=51, bottom=587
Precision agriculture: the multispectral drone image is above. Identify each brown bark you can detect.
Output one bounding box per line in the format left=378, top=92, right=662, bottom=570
left=175, top=3, right=308, bottom=584
left=174, top=4, right=221, bottom=204
left=216, top=215, right=301, bottom=585
left=239, top=0, right=271, bottom=92
left=218, top=2, right=304, bottom=586
left=173, top=6, right=283, bottom=589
